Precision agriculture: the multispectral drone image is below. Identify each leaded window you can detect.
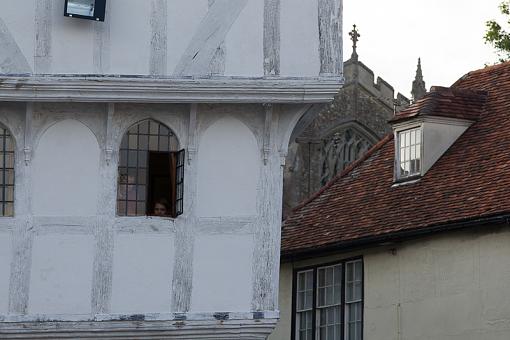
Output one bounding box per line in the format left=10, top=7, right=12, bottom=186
left=0, top=126, right=14, bottom=217
left=294, top=259, right=364, bottom=340
left=397, top=127, right=421, bottom=179
left=117, top=119, right=184, bottom=218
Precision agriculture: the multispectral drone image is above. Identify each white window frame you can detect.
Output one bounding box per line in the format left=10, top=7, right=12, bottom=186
left=395, top=126, right=423, bottom=181
left=294, top=259, right=364, bottom=340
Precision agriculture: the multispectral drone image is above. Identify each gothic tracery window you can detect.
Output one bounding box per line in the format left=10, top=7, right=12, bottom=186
left=321, top=127, right=373, bottom=185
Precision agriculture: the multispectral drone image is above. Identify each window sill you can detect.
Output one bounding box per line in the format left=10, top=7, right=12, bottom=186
left=392, top=175, right=422, bottom=187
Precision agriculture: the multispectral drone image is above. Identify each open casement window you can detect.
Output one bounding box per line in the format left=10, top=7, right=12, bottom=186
left=294, top=259, right=363, bottom=340
left=117, top=120, right=184, bottom=218
left=0, top=125, right=14, bottom=217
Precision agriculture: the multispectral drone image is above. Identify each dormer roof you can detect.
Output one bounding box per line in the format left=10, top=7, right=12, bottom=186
left=281, top=61, right=510, bottom=259
left=391, top=86, right=488, bottom=123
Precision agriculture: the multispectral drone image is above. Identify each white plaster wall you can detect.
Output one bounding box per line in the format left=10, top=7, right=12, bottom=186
left=422, top=120, right=469, bottom=174
left=224, top=0, right=264, bottom=77
left=32, top=119, right=100, bottom=216
left=108, top=0, right=151, bottom=75
left=167, top=0, right=208, bottom=73
left=191, top=234, right=254, bottom=312
left=196, top=117, right=259, bottom=217
left=29, top=234, right=94, bottom=315
left=111, top=234, right=175, bottom=314
left=0, top=232, right=12, bottom=314
left=0, top=0, right=328, bottom=78
left=0, top=0, right=34, bottom=71
left=280, top=0, right=320, bottom=77
left=52, top=8, right=95, bottom=74
left=273, top=227, right=510, bottom=340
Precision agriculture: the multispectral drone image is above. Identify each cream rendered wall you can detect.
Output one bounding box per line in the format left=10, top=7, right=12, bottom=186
left=272, top=226, right=510, bottom=340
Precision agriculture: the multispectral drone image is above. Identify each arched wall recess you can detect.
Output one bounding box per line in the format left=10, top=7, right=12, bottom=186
left=32, top=119, right=101, bottom=216
left=196, top=117, right=259, bottom=217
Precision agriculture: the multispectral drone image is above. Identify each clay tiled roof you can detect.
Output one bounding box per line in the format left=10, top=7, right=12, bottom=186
left=282, top=61, right=510, bottom=258
left=390, top=86, right=488, bottom=122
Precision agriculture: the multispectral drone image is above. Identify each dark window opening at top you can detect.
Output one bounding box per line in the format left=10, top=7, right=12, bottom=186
left=117, top=119, right=184, bottom=218
left=64, top=0, right=106, bottom=22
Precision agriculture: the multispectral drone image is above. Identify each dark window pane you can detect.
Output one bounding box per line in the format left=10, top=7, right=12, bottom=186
left=137, top=185, right=146, bottom=201
left=128, top=135, right=138, bottom=149
left=117, top=201, right=126, bottom=216
left=139, top=135, right=149, bottom=150
left=137, top=201, right=146, bottom=215
left=127, top=201, right=137, bottom=216
left=138, top=169, right=147, bottom=185
left=138, top=151, right=147, bottom=167
left=149, top=136, right=158, bottom=150
left=127, top=185, right=136, bottom=201
left=139, top=121, right=149, bottom=134
left=128, top=151, right=137, bottom=167
left=149, top=122, right=159, bottom=135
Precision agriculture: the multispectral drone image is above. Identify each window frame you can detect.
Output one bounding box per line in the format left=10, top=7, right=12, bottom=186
left=0, top=124, right=15, bottom=217
left=291, top=257, right=364, bottom=340
left=394, top=125, right=423, bottom=182
left=116, top=119, right=183, bottom=219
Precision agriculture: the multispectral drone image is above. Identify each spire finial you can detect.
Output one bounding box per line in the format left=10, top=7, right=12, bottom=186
left=412, top=57, right=427, bottom=102
left=349, top=24, right=360, bottom=60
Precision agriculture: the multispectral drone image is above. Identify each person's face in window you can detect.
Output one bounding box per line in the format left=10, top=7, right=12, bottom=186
left=154, top=203, right=167, bottom=216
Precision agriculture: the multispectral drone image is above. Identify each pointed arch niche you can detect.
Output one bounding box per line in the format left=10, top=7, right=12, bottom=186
left=33, top=119, right=100, bottom=216
left=320, top=122, right=378, bottom=185
left=197, top=117, right=259, bottom=217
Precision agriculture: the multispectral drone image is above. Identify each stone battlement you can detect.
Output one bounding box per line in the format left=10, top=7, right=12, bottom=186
left=344, top=59, right=410, bottom=110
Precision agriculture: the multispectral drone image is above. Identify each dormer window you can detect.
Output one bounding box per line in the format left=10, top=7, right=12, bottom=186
left=397, top=127, right=421, bottom=179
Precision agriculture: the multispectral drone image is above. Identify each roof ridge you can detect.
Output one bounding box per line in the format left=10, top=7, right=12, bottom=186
left=452, top=61, right=510, bottom=87
left=289, top=133, right=394, bottom=215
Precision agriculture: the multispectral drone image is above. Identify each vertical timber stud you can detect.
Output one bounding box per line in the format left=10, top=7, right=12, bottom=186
left=93, top=1, right=111, bottom=74
left=170, top=104, right=197, bottom=313
left=24, top=104, right=33, bottom=165
left=91, top=103, right=116, bottom=315
left=263, top=104, right=273, bottom=165
left=149, top=0, right=168, bottom=76
left=263, top=0, right=280, bottom=76
left=8, top=103, right=35, bottom=315
left=253, top=105, right=281, bottom=312
left=34, top=0, right=53, bottom=74
left=318, top=0, right=343, bottom=76
left=208, top=0, right=227, bottom=76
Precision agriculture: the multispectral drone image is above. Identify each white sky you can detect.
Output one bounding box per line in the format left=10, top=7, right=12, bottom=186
left=343, top=0, right=505, bottom=98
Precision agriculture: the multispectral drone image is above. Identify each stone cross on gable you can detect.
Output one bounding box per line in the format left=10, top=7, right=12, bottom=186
left=349, top=24, right=360, bottom=60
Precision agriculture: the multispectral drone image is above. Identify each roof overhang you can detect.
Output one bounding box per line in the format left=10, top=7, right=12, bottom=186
left=0, top=75, right=344, bottom=104
left=281, top=213, right=510, bottom=262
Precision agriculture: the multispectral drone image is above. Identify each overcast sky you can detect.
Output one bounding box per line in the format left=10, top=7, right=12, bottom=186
left=343, top=0, right=505, bottom=98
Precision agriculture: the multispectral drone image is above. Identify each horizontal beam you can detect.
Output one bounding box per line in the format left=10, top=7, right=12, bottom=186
left=0, top=75, right=343, bottom=104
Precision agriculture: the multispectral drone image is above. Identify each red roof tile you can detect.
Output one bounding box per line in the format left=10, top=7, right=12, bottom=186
left=390, top=86, right=487, bottom=122
left=282, top=61, right=510, bottom=257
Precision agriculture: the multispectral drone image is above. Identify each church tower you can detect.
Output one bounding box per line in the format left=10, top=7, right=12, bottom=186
left=412, top=58, right=427, bottom=102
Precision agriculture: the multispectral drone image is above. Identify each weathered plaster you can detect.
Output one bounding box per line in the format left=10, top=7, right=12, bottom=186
left=34, top=0, right=52, bottom=74
left=272, top=226, right=510, bottom=340
left=173, top=0, right=248, bottom=76
left=93, top=6, right=110, bottom=74
left=0, top=19, right=31, bottom=74
left=318, top=0, right=343, bottom=76
left=149, top=0, right=168, bottom=76
left=263, top=0, right=280, bottom=76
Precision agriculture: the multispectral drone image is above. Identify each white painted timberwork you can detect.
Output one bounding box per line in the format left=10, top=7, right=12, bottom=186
left=0, top=0, right=343, bottom=338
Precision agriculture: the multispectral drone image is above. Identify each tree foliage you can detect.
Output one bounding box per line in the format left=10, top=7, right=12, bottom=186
left=485, top=1, right=510, bottom=62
